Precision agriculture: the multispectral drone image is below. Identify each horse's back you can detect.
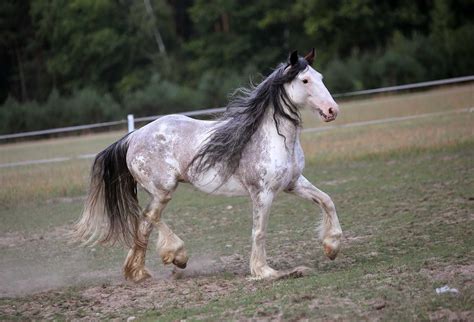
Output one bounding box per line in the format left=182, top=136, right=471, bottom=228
left=126, top=114, right=249, bottom=196
left=134, top=114, right=215, bottom=139
left=126, top=115, right=215, bottom=191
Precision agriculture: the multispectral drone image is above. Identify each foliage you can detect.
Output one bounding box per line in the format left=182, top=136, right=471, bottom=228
left=123, top=74, right=206, bottom=116
left=323, top=24, right=474, bottom=91
left=0, top=88, right=120, bottom=134
left=0, top=0, right=473, bottom=134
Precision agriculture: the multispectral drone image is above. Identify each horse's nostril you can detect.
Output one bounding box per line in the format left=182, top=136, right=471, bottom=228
left=328, top=107, right=334, bottom=115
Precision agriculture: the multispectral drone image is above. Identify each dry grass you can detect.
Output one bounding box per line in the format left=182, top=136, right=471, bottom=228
left=0, top=85, right=472, bottom=208
left=301, top=112, right=473, bottom=163
left=0, top=85, right=473, bottom=320
left=0, top=131, right=122, bottom=164
left=1, top=137, right=472, bottom=320
left=0, top=160, right=91, bottom=208
left=301, top=83, right=473, bottom=128
left=0, top=84, right=471, bottom=164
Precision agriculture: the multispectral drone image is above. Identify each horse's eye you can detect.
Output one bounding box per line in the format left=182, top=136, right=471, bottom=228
left=302, top=79, right=308, bottom=84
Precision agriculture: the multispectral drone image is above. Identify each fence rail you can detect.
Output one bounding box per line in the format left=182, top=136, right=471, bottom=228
left=331, top=75, right=474, bottom=98
left=1, top=107, right=471, bottom=169
left=1, top=75, right=472, bottom=141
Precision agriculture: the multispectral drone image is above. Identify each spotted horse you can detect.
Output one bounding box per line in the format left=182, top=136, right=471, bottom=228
left=75, top=49, right=342, bottom=282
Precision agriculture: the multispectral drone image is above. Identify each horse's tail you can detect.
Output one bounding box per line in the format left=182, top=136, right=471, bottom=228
left=74, top=134, right=142, bottom=247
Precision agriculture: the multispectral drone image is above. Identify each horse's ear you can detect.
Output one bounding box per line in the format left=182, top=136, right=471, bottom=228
left=304, top=48, right=316, bottom=65
left=289, top=50, right=299, bottom=66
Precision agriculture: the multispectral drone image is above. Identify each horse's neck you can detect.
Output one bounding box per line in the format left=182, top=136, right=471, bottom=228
left=260, top=105, right=300, bottom=149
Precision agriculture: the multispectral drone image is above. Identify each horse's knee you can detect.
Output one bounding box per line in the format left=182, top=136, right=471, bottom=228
left=320, top=194, right=335, bottom=213
left=253, top=229, right=266, bottom=243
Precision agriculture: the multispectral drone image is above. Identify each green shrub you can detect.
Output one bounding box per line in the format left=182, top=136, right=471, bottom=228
left=443, top=24, right=474, bottom=77
left=60, top=88, right=121, bottom=125
left=0, top=97, right=41, bottom=134
left=0, top=88, right=121, bottom=134
left=123, top=73, right=206, bottom=116
left=323, top=58, right=358, bottom=93
left=196, top=69, right=248, bottom=108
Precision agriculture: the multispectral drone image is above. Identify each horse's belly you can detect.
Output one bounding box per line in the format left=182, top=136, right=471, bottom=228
left=190, top=169, right=248, bottom=196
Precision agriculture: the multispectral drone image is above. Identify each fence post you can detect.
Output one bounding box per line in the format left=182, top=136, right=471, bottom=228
left=127, top=114, right=135, bottom=133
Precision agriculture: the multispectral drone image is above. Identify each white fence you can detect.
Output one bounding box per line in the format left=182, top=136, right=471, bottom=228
left=1, top=75, right=472, bottom=141
left=1, top=107, right=471, bottom=169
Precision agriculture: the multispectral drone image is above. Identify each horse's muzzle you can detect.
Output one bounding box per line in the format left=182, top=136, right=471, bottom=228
left=317, top=107, right=338, bottom=122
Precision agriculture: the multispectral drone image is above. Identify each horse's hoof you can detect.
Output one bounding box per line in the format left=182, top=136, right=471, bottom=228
left=250, top=265, right=279, bottom=280
left=274, top=266, right=311, bottom=280
left=161, top=247, right=189, bottom=269
left=250, top=266, right=311, bottom=281
left=173, top=259, right=187, bottom=269
left=323, top=242, right=339, bottom=260
left=124, top=267, right=152, bottom=283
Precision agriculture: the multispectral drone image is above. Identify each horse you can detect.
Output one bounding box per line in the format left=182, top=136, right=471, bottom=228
left=75, top=49, right=343, bottom=282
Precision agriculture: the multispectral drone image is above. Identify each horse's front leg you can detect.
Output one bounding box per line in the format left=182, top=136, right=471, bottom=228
left=249, top=190, right=311, bottom=280
left=288, top=175, right=342, bottom=260
left=249, top=190, right=278, bottom=279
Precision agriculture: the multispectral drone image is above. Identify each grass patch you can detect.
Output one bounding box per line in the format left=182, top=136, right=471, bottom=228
left=0, top=141, right=472, bottom=320
left=0, top=86, right=472, bottom=320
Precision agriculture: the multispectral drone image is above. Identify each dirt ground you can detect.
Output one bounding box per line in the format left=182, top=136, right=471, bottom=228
left=1, top=222, right=472, bottom=320
left=0, top=248, right=253, bottom=320
left=1, top=87, right=473, bottom=320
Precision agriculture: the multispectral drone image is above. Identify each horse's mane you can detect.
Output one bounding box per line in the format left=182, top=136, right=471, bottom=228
left=190, top=55, right=309, bottom=181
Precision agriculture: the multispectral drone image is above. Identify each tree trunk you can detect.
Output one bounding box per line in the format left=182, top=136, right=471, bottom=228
left=143, top=0, right=167, bottom=55
left=14, top=46, right=27, bottom=101
left=221, top=13, right=230, bottom=33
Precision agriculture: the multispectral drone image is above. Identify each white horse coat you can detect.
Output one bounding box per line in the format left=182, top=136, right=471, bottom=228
left=76, top=49, right=343, bottom=281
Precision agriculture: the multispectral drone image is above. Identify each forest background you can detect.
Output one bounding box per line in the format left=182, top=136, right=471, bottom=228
left=1, top=0, right=473, bottom=134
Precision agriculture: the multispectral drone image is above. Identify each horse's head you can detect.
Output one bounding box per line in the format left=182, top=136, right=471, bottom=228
left=285, top=49, right=339, bottom=122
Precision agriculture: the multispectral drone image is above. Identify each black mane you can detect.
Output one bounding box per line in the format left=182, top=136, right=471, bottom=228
left=190, top=55, right=309, bottom=181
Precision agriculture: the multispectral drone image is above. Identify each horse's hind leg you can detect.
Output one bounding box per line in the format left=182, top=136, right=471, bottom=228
left=123, top=196, right=170, bottom=282
left=156, top=221, right=188, bottom=268
left=123, top=189, right=189, bottom=282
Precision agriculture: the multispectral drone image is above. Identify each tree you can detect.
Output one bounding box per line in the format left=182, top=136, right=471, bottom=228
left=0, top=1, right=45, bottom=101
left=30, top=0, right=177, bottom=95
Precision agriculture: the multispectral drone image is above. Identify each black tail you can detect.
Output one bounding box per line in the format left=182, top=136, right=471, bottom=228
left=74, top=134, right=141, bottom=247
